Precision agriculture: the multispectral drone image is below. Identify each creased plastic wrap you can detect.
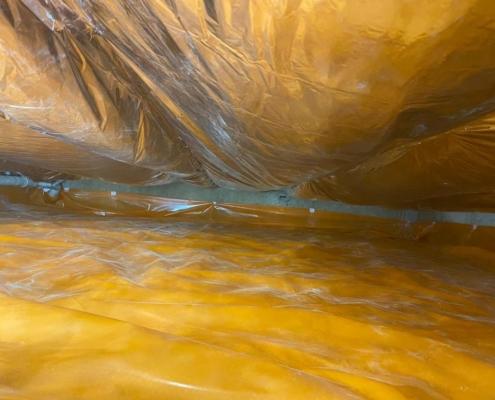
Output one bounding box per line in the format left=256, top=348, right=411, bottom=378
left=297, top=111, right=495, bottom=209
left=0, top=1, right=204, bottom=184
left=2, top=0, right=495, bottom=208
left=0, top=196, right=494, bottom=399
left=3, top=3, right=495, bottom=396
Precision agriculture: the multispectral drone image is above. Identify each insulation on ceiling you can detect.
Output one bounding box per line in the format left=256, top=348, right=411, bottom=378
left=1, top=0, right=495, bottom=208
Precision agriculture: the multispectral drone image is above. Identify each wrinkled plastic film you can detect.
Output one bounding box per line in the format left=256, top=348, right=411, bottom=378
left=1, top=1, right=495, bottom=207
left=0, top=1, right=203, bottom=184
left=0, top=118, right=179, bottom=184
left=2, top=2, right=495, bottom=398
left=2, top=187, right=495, bottom=250
left=0, top=203, right=495, bottom=399
left=31, top=0, right=495, bottom=189
left=297, top=111, right=495, bottom=209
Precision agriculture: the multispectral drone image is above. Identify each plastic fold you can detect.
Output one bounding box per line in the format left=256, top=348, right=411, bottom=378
left=297, top=111, right=495, bottom=210
left=0, top=0, right=495, bottom=208
left=0, top=1, right=203, bottom=185
left=2, top=2, right=495, bottom=398
left=0, top=193, right=494, bottom=399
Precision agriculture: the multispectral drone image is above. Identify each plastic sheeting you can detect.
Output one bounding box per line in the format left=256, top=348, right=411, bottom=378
left=297, top=111, right=495, bottom=210
left=2, top=0, right=495, bottom=208
left=0, top=1, right=204, bottom=184
left=2, top=3, right=495, bottom=397
left=0, top=194, right=494, bottom=399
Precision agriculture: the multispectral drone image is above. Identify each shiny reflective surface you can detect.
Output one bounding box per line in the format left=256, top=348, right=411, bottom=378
left=1, top=1, right=495, bottom=208
left=0, top=202, right=494, bottom=399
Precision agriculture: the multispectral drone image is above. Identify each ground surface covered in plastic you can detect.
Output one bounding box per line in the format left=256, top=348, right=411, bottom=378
left=0, top=210, right=494, bottom=399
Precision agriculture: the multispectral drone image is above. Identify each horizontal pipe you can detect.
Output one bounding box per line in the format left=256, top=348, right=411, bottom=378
left=1, top=173, right=495, bottom=228
left=0, top=174, right=62, bottom=198
left=65, top=179, right=495, bottom=228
